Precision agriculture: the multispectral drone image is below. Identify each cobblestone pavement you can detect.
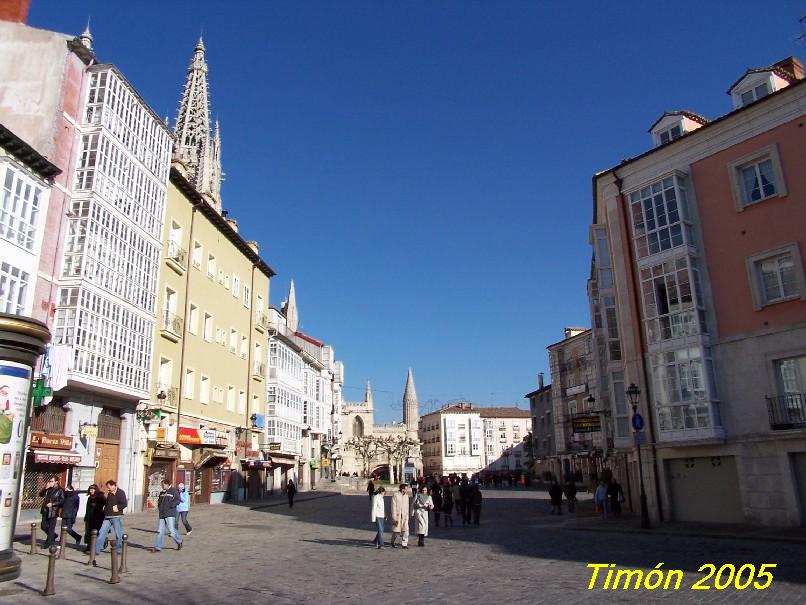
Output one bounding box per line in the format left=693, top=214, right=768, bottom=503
left=3, top=489, right=806, bottom=604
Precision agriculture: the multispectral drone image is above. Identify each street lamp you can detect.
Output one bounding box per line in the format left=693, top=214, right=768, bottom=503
left=626, top=383, right=651, bottom=530
left=135, top=402, right=157, bottom=425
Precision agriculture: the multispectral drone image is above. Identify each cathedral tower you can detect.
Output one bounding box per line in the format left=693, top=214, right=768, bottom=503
left=403, top=368, right=419, bottom=439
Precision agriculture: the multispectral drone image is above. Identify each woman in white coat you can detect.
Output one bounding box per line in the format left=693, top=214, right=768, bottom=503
left=370, top=486, right=386, bottom=549
left=411, top=485, right=434, bottom=547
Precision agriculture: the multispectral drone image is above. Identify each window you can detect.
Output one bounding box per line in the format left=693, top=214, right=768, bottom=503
left=207, top=253, right=216, bottom=279
left=446, top=443, right=455, bottom=456
left=640, top=256, right=706, bottom=344
left=251, top=394, right=260, bottom=414
left=203, top=312, right=213, bottom=341
left=746, top=244, right=804, bottom=309
left=739, top=82, right=770, bottom=106
left=188, top=303, right=199, bottom=334
left=212, top=385, right=224, bottom=404
left=200, top=375, right=210, bottom=404
left=728, top=145, right=786, bottom=210
left=1, top=164, right=43, bottom=251
left=243, top=284, right=251, bottom=308
left=232, top=274, right=240, bottom=297
left=240, top=335, right=248, bottom=358
left=0, top=262, right=30, bottom=314
left=229, top=328, right=237, bottom=353
left=238, top=390, right=246, bottom=414
left=192, top=241, right=202, bottom=268
left=227, top=385, right=235, bottom=411
left=629, top=175, right=689, bottom=259
left=659, top=124, right=682, bottom=145
left=184, top=368, right=195, bottom=399
left=652, top=346, right=716, bottom=431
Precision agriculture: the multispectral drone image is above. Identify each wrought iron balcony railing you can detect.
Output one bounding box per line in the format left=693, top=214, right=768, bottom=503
left=767, top=394, right=806, bottom=430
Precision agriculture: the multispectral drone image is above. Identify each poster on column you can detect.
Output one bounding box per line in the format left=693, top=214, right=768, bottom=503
left=0, top=362, right=32, bottom=552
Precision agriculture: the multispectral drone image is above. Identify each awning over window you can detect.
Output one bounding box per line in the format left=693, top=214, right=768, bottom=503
left=194, top=448, right=230, bottom=468
left=31, top=449, right=82, bottom=465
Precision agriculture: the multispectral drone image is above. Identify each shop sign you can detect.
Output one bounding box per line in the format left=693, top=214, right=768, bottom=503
left=267, top=442, right=281, bottom=451
left=321, top=457, right=329, bottom=467
left=33, top=450, right=82, bottom=464
left=571, top=415, right=601, bottom=434
left=79, top=425, right=98, bottom=438
left=155, top=427, right=166, bottom=440
left=177, top=427, right=220, bottom=445
left=30, top=431, right=73, bottom=450
left=251, top=413, right=265, bottom=429
left=309, top=460, right=320, bottom=469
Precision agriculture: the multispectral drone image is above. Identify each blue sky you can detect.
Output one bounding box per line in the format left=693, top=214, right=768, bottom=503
left=29, top=1, right=804, bottom=421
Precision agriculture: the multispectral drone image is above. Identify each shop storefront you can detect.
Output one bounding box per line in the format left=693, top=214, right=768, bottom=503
left=21, top=431, right=80, bottom=511
left=142, top=441, right=180, bottom=510
left=177, top=427, right=232, bottom=504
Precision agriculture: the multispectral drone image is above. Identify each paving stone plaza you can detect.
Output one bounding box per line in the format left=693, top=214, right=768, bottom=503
left=2, top=489, right=806, bottom=604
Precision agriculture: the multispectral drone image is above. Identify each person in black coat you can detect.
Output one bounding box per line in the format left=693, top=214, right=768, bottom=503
left=83, top=484, right=105, bottom=551
left=563, top=480, right=578, bottom=513
left=61, top=484, right=82, bottom=544
left=38, top=476, right=64, bottom=547
left=548, top=480, right=563, bottom=515
left=430, top=484, right=443, bottom=527
left=287, top=479, right=297, bottom=508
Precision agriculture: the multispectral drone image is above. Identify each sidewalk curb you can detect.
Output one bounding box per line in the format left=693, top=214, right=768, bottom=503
left=564, top=523, right=806, bottom=545
left=249, top=492, right=340, bottom=510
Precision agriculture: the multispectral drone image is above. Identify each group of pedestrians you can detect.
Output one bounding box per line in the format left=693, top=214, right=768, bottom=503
left=37, top=475, right=193, bottom=562
left=547, top=476, right=625, bottom=518
left=367, top=473, right=485, bottom=549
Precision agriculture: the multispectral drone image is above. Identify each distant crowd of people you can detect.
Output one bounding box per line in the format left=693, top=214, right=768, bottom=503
left=547, top=474, right=625, bottom=518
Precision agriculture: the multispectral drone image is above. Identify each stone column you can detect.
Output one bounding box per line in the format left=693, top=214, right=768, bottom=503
left=0, top=314, right=50, bottom=583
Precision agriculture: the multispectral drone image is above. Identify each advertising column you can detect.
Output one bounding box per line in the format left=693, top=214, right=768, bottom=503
left=0, top=314, right=50, bottom=583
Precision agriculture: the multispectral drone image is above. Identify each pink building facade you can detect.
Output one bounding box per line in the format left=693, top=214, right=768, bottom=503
left=592, top=58, right=806, bottom=526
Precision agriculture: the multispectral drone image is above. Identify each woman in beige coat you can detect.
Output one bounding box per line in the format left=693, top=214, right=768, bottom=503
left=390, top=483, right=411, bottom=549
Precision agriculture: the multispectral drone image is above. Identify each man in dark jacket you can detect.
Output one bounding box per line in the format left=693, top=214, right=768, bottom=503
left=38, top=476, right=64, bottom=547
left=151, top=479, right=183, bottom=552
left=94, top=479, right=127, bottom=562
left=459, top=479, right=473, bottom=524
left=60, top=483, right=83, bottom=545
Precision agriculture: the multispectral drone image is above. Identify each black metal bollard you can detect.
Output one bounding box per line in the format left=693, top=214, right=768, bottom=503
left=109, top=547, right=120, bottom=584
left=87, top=529, right=97, bottom=567
left=118, top=534, right=128, bottom=574
left=30, top=522, right=38, bottom=555
left=58, top=519, right=67, bottom=560
left=42, top=545, right=57, bottom=596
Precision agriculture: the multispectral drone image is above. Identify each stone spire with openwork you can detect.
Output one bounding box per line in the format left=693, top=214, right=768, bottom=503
left=403, top=368, right=418, bottom=439
left=173, top=36, right=222, bottom=210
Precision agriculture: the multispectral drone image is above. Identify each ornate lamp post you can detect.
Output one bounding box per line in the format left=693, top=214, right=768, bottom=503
left=626, top=383, right=651, bottom=529
left=0, top=314, right=50, bottom=583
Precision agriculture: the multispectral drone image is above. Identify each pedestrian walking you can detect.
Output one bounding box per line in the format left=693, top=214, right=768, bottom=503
left=548, top=480, right=563, bottom=515
left=412, top=485, right=433, bottom=547
left=431, top=483, right=443, bottom=527
left=60, top=483, right=83, bottom=545
left=38, top=476, right=64, bottom=548
left=94, top=480, right=127, bottom=564
left=151, top=479, right=183, bottom=552
left=459, top=478, right=473, bottom=524
left=371, top=486, right=386, bottom=549
left=441, top=485, right=454, bottom=527
left=608, top=479, right=625, bottom=518
left=390, top=484, right=410, bottom=549
left=594, top=479, right=609, bottom=519
left=287, top=479, right=297, bottom=508
left=470, top=484, right=482, bottom=525
left=564, top=480, right=577, bottom=513
left=176, top=482, right=192, bottom=534
left=83, top=484, right=105, bottom=552
left=366, top=478, right=375, bottom=501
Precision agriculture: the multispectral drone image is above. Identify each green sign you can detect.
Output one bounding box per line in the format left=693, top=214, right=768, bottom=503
left=31, top=377, right=52, bottom=408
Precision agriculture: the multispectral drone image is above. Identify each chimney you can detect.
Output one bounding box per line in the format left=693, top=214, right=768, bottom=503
left=538, top=372, right=544, bottom=389
left=246, top=241, right=259, bottom=254
left=773, top=56, right=804, bottom=81
left=0, top=0, right=30, bottom=22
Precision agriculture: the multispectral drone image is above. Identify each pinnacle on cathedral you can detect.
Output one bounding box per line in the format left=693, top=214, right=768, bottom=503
left=403, top=368, right=419, bottom=438
left=173, top=36, right=223, bottom=210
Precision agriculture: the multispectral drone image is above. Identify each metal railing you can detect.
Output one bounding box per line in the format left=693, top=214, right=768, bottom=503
left=162, top=310, right=184, bottom=335
left=767, top=394, right=806, bottom=430
left=167, top=240, right=187, bottom=267
left=154, top=382, right=179, bottom=409
left=253, top=362, right=266, bottom=378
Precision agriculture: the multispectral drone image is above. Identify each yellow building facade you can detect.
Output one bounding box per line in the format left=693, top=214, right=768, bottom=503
left=140, top=166, right=274, bottom=507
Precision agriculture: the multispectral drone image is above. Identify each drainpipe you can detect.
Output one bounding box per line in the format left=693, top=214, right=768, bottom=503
left=612, top=170, right=665, bottom=523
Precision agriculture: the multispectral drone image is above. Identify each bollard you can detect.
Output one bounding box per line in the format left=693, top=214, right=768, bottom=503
left=58, top=519, right=67, bottom=560
left=42, top=545, right=57, bottom=596
left=30, top=522, right=38, bottom=555
left=87, top=529, right=97, bottom=567
left=109, top=547, right=120, bottom=584
left=118, top=534, right=128, bottom=574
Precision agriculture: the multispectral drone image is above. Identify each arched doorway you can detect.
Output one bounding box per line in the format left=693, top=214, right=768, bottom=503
left=353, top=416, right=364, bottom=438
left=370, top=464, right=390, bottom=481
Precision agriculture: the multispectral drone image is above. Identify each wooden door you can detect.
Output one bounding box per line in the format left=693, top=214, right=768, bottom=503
left=94, top=441, right=120, bottom=487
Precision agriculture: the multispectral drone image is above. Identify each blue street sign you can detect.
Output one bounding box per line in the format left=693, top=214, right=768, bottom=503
left=632, top=412, right=645, bottom=432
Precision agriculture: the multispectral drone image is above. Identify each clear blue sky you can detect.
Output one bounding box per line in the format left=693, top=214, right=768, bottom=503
left=29, top=1, right=804, bottom=421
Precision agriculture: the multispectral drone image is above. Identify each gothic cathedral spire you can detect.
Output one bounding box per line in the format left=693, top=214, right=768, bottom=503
left=403, top=368, right=418, bottom=439
left=173, top=36, right=223, bottom=211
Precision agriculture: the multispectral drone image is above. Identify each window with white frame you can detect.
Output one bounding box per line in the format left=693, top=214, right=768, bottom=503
left=212, top=385, right=224, bottom=404
left=775, top=356, right=806, bottom=396
left=188, top=303, right=198, bottom=334
left=203, top=312, right=213, bottom=341
left=652, top=346, right=718, bottom=431
left=739, top=82, right=770, bottom=106
left=184, top=368, right=195, bottom=399
left=240, top=335, right=247, bottom=358
left=243, top=284, right=250, bottom=307
left=232, top=274, right=240, bottom=297
left=446, top=442, right=455, bottom=456
left=629, top=175, right=689, bottom=259
left=229, top=328, right=237, bottom=353
left=658, top=124, right=682, bottom=145
left=227, top=385, right=235, bottom=411
left=238, top=389, right=246, bottom=415
left=728, top=145, right=786, bottom=209
left=207, top=253, right=216, bottom=279
left=200, top=375, right=210, bottom=404
left=746, top=244, right=804, bottom=309
left=192, top=241, right=202, bottom=268
left=1, top=164, right=44, bottom=251
left=251, top=394, right=260, bottom=414
left=640, top=255, right=706, bottom=344
left=0, top=262, right=29, bottom=315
